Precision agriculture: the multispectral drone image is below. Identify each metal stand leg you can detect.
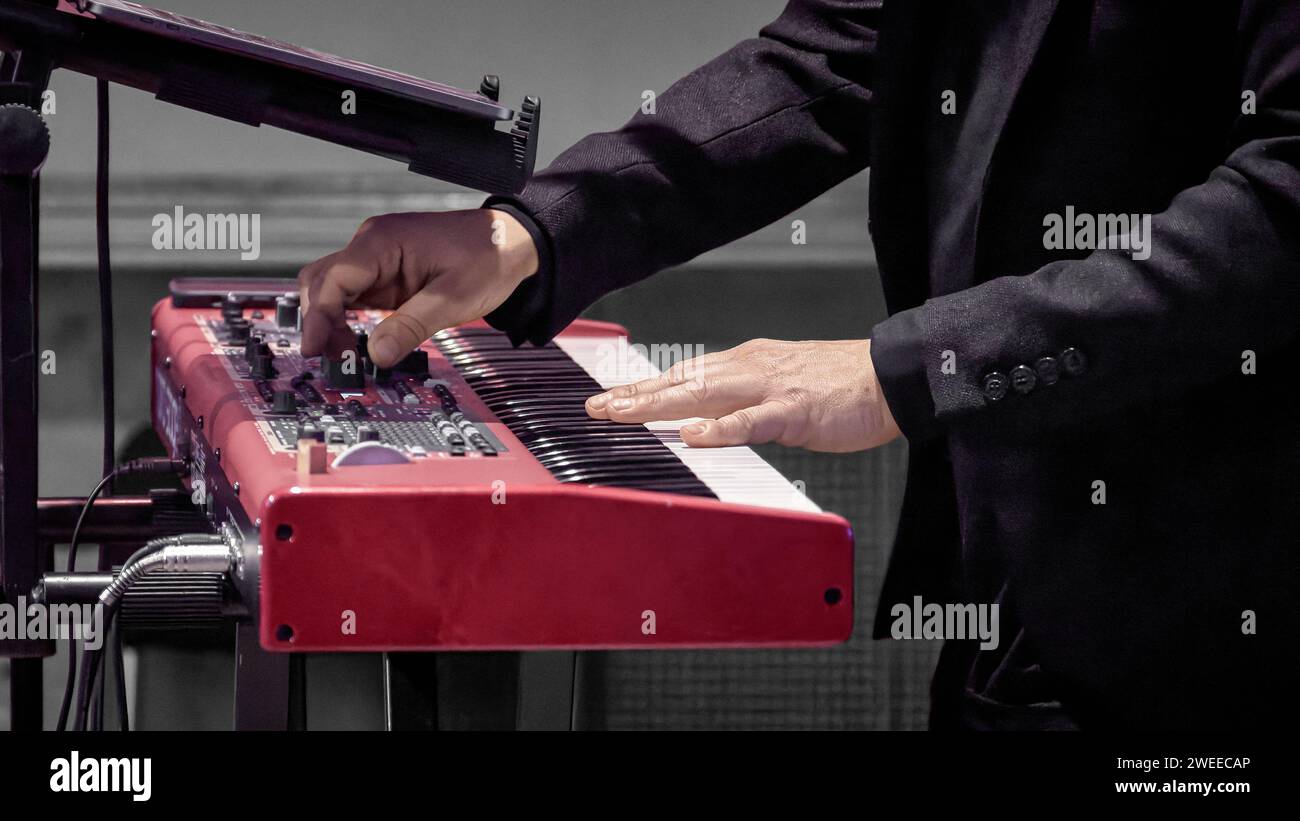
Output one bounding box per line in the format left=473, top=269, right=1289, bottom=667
left=0, top=65, right=52, bottom=663
left=233, top=620, right=293, bottom=730
left=380, top=651, right=582, bottom=731
left=9, top=657, right=42, bottom=730
left=288, top=655, right=307, bottom=731
left=382, top=652, right=439, bottom=731
left=516, top=652, right=578, bottom=731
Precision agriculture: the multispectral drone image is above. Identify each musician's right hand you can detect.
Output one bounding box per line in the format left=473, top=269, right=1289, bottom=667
left=297, top=209, right=539, bottom=368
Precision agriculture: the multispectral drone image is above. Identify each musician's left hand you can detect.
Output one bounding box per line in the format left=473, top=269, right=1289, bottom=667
left=585, top=338, right=902, bottom=452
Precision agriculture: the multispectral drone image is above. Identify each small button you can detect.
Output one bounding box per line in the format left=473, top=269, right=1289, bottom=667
left=1033, top=356, right=1060, bottom=386
left=221, top=295, right=244, bottom=322
left=1010, top=365, right=1036, bottom=395
left=1060, top=347, right=1087, bottom=376
left=276, top=294, right=300, bottom=329
left=271, top=389, right=298, bottom=415
left=324, top=357, right=365, bottom=390
left=395, top=349, right=430, bottom=375
left=982, top=371, right=1009, bottom=402
left=251, top=354, right=276, bottom=379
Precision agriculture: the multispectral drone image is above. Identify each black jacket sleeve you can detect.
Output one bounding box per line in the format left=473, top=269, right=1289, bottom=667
left=484, top=0, right=881, bottom=346
left=869, top=0, right=1300, bottom=442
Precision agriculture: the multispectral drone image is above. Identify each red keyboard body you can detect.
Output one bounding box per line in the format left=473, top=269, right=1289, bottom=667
left=150, top=284, right=854, bottom=652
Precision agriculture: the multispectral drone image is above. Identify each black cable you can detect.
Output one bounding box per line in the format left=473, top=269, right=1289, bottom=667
left=113, top=616, right=129, bottom=731
left=96, top=78, right=115, bottom=487
left=55, top=468, right=116, bottom=732
left=90, top=604, right=127, bottom=732
left=72, top=533, right=228, bottom=731
left=89, top=613, right=128, bottom=732
left=56, top=458, right=182, bottom=731
left=94, top=626, right=108, bottom=730
left=74, top=537, right=172, bottom=731
left=89, top=647, right=105, bottom=731
left=62, top=75, right=117, bottom=732
left=94, top=79, right=116, bottom=729
left=72, top=641, right=101, bottom=732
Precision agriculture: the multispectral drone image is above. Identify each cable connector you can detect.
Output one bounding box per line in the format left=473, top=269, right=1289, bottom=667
left=98, top=533, right=231, bottom=610
left=118, top=456, right=187, bottom=477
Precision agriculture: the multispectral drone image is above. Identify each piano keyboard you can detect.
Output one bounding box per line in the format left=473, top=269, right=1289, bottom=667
left=435, top=329, right=714, bottom=498
left=434, top=328, right=820, bottom=514
left=155, top=289, right=855, bottom=652
left=557, top=335, right=822, bottom=514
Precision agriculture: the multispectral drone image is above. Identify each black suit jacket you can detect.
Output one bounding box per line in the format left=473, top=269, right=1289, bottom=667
left=486, top=0, right=1300, bottom=729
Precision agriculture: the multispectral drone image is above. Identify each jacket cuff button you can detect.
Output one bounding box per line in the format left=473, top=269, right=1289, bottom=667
left=1033, top=356, right=1060, bottom=385
left=982, top=371, right=1009, bottom=401
left=1010, top=364, right=1037, bottom=394
left=1060, top=347, right=1088, bottom=376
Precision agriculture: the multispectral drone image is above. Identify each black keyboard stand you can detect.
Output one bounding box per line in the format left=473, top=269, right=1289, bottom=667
left=0, top=42, right=55, bottom=731
left=0, top=0, right=542, bottom=730
left=383, top=651, right=582, bottom=731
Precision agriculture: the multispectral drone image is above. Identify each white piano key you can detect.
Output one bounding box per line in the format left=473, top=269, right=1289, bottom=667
left=555, top=336, right=822, bottom=514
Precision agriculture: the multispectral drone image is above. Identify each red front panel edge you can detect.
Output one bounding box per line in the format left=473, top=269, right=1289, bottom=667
left=259, top=484, right=854, bottom=651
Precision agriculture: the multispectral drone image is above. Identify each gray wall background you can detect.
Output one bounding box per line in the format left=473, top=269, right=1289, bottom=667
left=3, top=0, right=941, bottom=730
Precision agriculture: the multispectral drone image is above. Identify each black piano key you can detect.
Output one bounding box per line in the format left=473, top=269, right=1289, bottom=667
left=434, top=330, right=714, bottom=499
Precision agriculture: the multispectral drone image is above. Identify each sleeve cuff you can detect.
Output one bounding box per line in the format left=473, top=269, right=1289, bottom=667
left=480, top=198, right=557, bottom=346
left=870, top=306, right=942, bottom=442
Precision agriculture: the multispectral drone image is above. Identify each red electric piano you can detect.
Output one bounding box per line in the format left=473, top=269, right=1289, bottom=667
left=151, top=279, right=855, bottom=655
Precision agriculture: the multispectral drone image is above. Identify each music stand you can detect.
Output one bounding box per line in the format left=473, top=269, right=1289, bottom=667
left=0, top=0, right=539, bottom=727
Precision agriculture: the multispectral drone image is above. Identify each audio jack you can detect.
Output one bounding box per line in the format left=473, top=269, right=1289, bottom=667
left=71, top=533, right=234, bottom=732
